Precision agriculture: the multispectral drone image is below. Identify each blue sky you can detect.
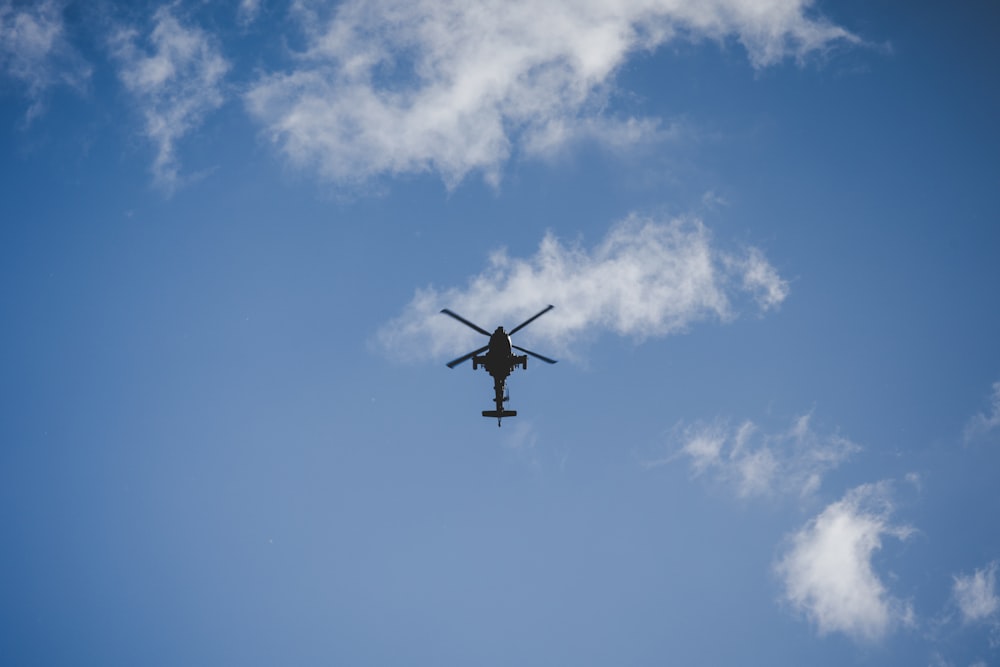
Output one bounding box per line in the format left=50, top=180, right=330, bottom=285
left=2, top=0, right=999, bottom=664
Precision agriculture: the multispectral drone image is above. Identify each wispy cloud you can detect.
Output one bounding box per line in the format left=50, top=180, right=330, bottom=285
left=659, top=413, right=859, bottom=499
left=501, top=420, right=542, bottom=472
left=0, top=0, right=90, bottom=122
left=775, top=482, right=914, bottom=642
left=376, top=214, right=788, bottom=361
left=109, top=5, right=229, bottom=192
left=953, top=561, right=1000, bottom=625
left=237, top=0, right=262, bottom=27
left=964, top=381, right=1000, bottom=443
left=245, top=0, right=856, bottom=187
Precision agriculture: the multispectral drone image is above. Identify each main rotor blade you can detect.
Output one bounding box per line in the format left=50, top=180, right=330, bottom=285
left=512, top=345, right=557, bottom=365
left=508, top=304, right=554, bottom=336
left=446, top=344, right=490, bottom=369
left=440, top=309, right=491, bottom=337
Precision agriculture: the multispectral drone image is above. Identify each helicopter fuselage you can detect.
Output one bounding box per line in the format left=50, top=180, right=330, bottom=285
left=472, top=327, right=527, bottom=424
left=440, top=306, right=556, bottom=427
left=472, top=327, right=527, bottom=380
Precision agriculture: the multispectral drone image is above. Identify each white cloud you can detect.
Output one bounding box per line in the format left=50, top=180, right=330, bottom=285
left=953, top=561, right=999, bottom=624
left=701, top=190, right=729, bottom=209
left=109, top=6, right=229, bottom=192
left=663, top=413, right=859, bottom=498
left=246, top=0, right=856, bottom=186
left=0, top=0, right=90, bottom=121
left=964, top=382, right=1000, bottom=443
left=238, top=0, right=262, bottom=26
left=775, top=482, right=914, bottom=642
left=733, top=247, right=790, bottom=311
left=376, top=214, right=788, bottom=361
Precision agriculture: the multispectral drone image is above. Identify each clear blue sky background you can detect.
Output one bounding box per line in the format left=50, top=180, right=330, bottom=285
left=2, top=1, right=999, bottom=665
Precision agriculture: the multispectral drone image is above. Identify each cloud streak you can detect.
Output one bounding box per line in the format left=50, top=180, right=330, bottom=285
left=376, top=214, right=788, bottom=361
left=964, top=381, right=1000, bottom=443
left=663, top=413, right=859, bottom=499
left=775, top=482, right=914, bottom=642
left=0, top=0, right=90, bottom=122
left=245, top=0, right=856, bottom=186
left=109, top=6, right=229, bottom=192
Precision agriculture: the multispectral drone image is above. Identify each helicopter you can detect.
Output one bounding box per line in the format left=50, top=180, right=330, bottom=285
left=441, top=305, right=557, bottom=426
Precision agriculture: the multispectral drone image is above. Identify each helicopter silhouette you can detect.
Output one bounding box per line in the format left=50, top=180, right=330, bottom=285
left=441, top=305, right=557, bottom=426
